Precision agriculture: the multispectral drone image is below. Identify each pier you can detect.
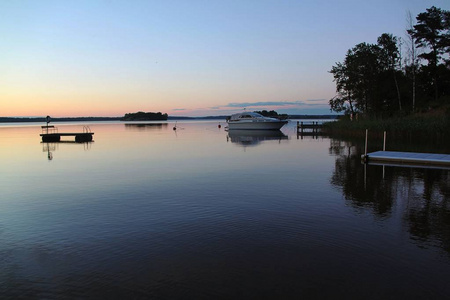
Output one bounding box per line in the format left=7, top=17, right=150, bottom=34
left=296, top=121, right=325, bottom=139
left=296, top=121, right=323, bottom=135
left=296, top=121, right=323, bottom=133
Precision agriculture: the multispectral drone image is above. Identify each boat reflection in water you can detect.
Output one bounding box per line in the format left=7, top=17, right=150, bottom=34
left=227, top=130, right=288, bottom=147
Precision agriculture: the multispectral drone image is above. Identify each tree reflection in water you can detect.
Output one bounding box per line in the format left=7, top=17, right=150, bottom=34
left=406, top=169, right=450, bottom=253
left=329, top=138, right=450, bottom=254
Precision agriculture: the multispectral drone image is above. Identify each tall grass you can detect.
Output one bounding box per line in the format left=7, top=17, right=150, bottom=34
left=323, top=115, right=450, bottom=142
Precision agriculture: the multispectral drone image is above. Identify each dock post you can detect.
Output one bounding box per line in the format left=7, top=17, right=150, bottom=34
left=45, top=115, right=51, bottom=134
left=364, top=129, right=368, bottom=161
left=383, top=131, right=386, bottom=151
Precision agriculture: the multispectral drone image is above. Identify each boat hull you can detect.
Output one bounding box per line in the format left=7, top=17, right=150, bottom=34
left=227, top=120, right=287, bottom=130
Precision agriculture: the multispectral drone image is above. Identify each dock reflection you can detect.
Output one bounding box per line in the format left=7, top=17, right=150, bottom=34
left=329, top=138, right=450, bottom=254
left=227, top=130, right=288, bottom=147
left=42, top=141, right=93, bottom=160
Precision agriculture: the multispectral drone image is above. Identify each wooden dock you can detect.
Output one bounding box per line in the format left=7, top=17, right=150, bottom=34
left=296, top=121, right=323, bottom=130
left=40, top=125, right=94, bottom=142
left=40, top=133, right=94, bottom=142
left=363, top=151, right=450, bottom=167
left=296, top=121, right=323, bottom=133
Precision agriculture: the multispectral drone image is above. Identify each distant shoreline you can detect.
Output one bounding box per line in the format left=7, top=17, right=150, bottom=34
left=0, top=115, right=339, bottom=123
left=0, top=117, right=122, bottom=123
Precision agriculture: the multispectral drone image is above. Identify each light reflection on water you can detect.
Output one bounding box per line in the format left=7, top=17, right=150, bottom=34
left=0, top=121, right=449, bottom=298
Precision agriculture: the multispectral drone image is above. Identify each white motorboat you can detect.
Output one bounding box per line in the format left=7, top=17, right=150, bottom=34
left=226, top=112, right=288, bottom=130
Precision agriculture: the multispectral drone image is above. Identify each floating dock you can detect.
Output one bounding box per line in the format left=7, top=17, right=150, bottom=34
left=40, top=125, right=94, bottom=142
left=363, top=151, right=450, bottom=168
left=40, top=132, right=94, bottom=142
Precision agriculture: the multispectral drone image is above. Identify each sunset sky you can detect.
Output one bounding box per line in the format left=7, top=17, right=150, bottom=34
left=1, top=0, right=449, bottom=117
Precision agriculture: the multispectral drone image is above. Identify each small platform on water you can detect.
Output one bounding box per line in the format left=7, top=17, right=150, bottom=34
left=40, top=125, right=94, bottom=142
left=40, top=133, right=94, bottom=142
left=363, top=151, right=450, bottom=168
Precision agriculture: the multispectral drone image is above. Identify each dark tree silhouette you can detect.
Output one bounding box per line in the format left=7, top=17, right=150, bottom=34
left=408, top=6, right=450, bottom=101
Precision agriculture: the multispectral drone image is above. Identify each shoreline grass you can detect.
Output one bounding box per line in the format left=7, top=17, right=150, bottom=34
left=322, top=114, right=450, bottom=142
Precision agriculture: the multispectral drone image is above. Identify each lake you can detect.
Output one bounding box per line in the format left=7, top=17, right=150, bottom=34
left=1, top=120, right=449, bottom=299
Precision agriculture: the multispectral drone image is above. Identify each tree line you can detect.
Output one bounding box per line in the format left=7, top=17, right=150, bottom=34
left=254, top=110, right=289, bottom=119
left=122, top=111, right=168, bottom=121
left=329, top=6, right=450, bottom=118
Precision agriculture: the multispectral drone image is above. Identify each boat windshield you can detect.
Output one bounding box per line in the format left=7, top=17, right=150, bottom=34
left=229, top=112, right=265, bottom=121
left=239, top=114, right=256, bottom=119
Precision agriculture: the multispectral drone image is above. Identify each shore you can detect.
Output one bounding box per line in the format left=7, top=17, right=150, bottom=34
left=322, top=114, right=450, bottom=143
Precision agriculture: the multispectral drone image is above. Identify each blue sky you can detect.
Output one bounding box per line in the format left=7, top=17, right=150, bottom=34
left=1, top=0, right=449, bottom=117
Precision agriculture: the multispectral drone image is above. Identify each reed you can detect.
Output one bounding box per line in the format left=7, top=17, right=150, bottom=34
left=323, top=115, right=450, bottom=142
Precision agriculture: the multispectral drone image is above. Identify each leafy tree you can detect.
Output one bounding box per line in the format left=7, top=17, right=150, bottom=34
left=330, top=42, right=384, bottom=116
left=348, top=43, right=383, bottom=114
left=330, top=7, right=450, bottom=117
left=408, top=6, right=450, bottom=101
left=377, top=33, right=402, bottom=110
left=329, top=62, right=355, bottom=114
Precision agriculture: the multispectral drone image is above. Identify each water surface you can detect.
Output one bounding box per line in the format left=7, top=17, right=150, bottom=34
left=1, top=121, right=449, bottom=298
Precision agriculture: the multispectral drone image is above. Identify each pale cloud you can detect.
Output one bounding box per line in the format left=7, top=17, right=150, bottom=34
left=169, top=99, right=334, bottom=117
left=225, top=101, right=305, bottom=108
left=305, top=99, right=327, bottom=102
left=221, top=100, right=328, bottom=109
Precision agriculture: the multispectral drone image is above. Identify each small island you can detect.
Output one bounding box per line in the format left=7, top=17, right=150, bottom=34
left=121, top=111, right=168, bottom=121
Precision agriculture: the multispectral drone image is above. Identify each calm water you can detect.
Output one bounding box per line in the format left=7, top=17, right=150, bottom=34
left=1, top=121, right=449, bottom=299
